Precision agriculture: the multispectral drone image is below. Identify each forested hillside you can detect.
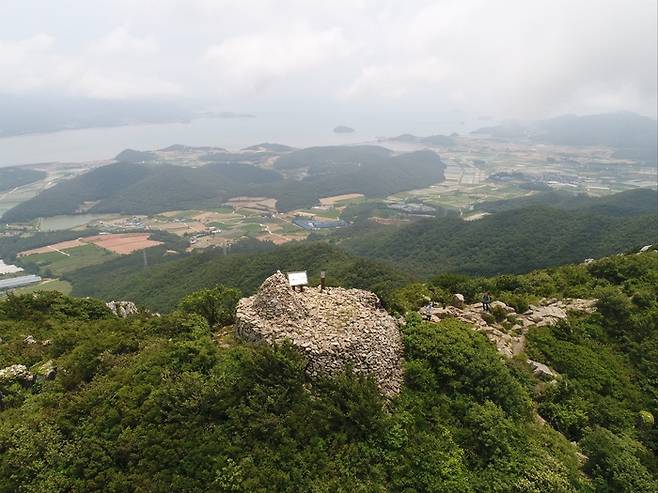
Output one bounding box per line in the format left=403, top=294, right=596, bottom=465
left=476, top=188, right=657, bottom=216
left=337, top=203, right=657, bottom=276
left=0, top=167, right=46, bottom=192
left=67, top=242, right=413, bottom=313
left=1, top=162, right=281, bottom=222
left=1, top=250, right=656, bottom=492
left=1, top=145, right=446, bottom=221
left=272, top=148, right=446, bottom=211
left=60, top=194, right=657, bottom=311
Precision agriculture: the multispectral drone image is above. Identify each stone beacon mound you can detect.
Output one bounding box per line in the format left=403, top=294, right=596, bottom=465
left=235, top=271, right=404, bottom=396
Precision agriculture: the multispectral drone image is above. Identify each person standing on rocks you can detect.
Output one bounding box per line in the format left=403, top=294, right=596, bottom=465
left=424, top=300, right=434, bottom=321
left=482, top=291, right=492, bottom=312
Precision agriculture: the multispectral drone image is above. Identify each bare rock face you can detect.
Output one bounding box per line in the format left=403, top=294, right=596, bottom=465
left=235, top=271, right=404, bottom=396
left=425, top=296, right=596, bottom=359
left=0, top=364, right=33, bottom=383
left=106, top=301, right=139, bottom=318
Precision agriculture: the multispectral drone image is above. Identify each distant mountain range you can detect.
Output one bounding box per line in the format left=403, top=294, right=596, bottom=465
left=2, top=144, right=446, bottom=221
left=0, top=94, right=254, bottom=137
left=473, top=112, right=658, bottom=164
left=0, top=167, right=46, bottom=192
left=387, top=134, right=457, bottom=147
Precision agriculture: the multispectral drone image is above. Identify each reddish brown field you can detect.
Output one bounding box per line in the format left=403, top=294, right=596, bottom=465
left=83, top=233, right=162, bottom=254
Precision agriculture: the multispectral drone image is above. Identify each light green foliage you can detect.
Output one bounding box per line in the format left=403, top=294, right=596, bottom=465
left=581, top=427, right=658, bottom=493
left=19, top=244, right=117, bottom=276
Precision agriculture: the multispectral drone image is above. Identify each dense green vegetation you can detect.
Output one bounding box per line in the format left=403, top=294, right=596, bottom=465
left=1, top=249, right=657, bottom=491
left=0, top=167, right=46, bottom=192
left=336, top=202, right=657, bottom=277
left=476, top=188, right=657, bottom=216
left=67, top=242, right=414, bottom=313
left=1, top=162, right=281, bottom=222
left=389, top=251, right=658, bottom=491
left=2, top=146, right=446, bottom=221
left=0, top=292, right=587, bottom=492
left=272, top=147, right=445, bottom=211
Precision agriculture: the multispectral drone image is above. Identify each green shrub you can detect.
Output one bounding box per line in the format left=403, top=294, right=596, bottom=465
left=491, top=305, right=508, bottom=323
left=178, top=285, right=241, bottom=328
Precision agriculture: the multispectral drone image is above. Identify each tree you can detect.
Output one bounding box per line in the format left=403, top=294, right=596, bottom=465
left=178, top=285, right=241, bottom=328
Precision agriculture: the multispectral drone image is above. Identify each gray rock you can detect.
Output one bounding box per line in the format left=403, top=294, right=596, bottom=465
left=490, top=301, right=515, bottom=313
left=451, top=293, right=465, bottom=308
left=527, top=359, right=558, bottom=380
left=235, top=272, right=403, bottom=396
left=0, top=364, right=34, bottom=383
left=35, top=360, right=57, bottom=380
left=106, top=301, right=139, bottom=318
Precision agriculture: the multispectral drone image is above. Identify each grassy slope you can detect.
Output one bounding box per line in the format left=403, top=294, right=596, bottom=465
left=19, top=244, right=118, bottom=276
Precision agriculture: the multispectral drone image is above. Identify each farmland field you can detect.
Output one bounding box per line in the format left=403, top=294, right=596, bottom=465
left=19, top=244, right=118, bottom=276
left=15, top=279, right=73, bottom=295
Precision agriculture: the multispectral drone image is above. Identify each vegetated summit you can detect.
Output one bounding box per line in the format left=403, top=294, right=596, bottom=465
left=1, top=247, right=657, bottom=492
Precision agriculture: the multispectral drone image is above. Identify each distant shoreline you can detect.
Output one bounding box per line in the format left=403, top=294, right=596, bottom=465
left=0, top=112, right=256, bottom=140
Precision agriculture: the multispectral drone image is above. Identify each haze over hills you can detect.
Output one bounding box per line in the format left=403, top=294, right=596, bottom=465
left=0, top=167, right=47, bottom=192
left=473, top=112, right=658, bottom=164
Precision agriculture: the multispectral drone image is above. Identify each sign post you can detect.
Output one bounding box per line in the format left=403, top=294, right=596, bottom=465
left=287, top=271, right=308, bottom=292
left=320, top=271, right=326, bottom=292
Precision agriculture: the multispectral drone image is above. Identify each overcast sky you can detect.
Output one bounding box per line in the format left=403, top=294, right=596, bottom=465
left=1, top=0, right=656, bottom=121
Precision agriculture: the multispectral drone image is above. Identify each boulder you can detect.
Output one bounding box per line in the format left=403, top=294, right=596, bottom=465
left=451, top=293, right=465, bottom=308
left=235, top=272, right=403, bottom=396
left=106, top=301, right=139, bottom=318
left=35, top=360, right=57, bottom=380
left=527, top=359, right=558, bottom=380
left=490, top=301, right=515, bottom=313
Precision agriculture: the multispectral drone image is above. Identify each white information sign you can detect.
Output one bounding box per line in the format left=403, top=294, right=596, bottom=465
left=287, top=271, right=308, bottom=287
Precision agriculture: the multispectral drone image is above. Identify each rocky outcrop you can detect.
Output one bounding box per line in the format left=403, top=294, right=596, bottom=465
left=0, top=364, right=33, bottom=383
left=235, top=272, right=404, bottom=396
left=35, top=360, right=57, bottom=380
left=106, top=301, right=139, bottom=318
left=527, top=359, right=558, bottom=380
left=426, top=297, right=596, bottom=358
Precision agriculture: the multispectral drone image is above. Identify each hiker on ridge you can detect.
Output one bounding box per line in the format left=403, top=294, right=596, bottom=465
left=424, top=300, right=433, bottom=321
left=482, top=291, right=492, bottom=312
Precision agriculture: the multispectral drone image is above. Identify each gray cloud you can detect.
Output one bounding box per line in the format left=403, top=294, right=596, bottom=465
left=0, top=0, right=655, bottom=119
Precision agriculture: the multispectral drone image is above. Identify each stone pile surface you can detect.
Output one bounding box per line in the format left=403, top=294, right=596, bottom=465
left=235, top=271, right=404, bottom=396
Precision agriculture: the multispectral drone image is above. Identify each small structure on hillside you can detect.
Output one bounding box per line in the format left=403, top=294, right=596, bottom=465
left=235, top=271, right=404, bottom=396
